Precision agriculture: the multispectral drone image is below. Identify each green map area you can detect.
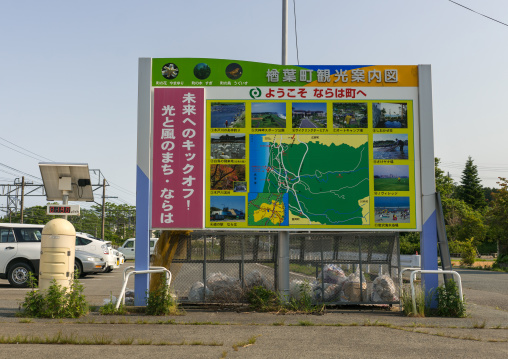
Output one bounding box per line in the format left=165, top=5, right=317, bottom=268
left=261, top=135, right=369, bottom=226
left=247, top=193, right=288, bottom=226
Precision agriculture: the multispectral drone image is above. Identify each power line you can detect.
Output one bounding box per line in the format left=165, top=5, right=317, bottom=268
left=0, top=142, right=45, bottom=162
left=0, top=137, right=53, bottom=162
left=448, top=0, right=508, bottom=27
left=0, top=163, right=41, bottom=182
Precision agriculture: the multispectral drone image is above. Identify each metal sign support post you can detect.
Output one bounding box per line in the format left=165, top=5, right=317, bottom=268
left=134, top=58, right=152, bottom=306
left=418, top=65, right=438, bottom=306
left=277, top=0, right=291, bottom=302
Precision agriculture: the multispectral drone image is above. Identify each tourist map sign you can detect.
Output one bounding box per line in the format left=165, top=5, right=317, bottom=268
left=142, top=58, right=422, bottom=231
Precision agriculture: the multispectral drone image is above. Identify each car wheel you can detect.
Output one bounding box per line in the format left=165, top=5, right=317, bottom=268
left=105, top=266, right=113, bottom=273
left=7, top=262, right=33, bottom=288
left=74, top=259, right=84, bottom=278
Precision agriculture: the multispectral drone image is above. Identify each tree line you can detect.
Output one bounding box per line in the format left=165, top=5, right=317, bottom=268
left=402, top=157, right=508, bottom=264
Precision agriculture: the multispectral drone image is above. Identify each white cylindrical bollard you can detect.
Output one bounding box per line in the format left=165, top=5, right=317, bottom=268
left=39, top=218, right=76, bottom=291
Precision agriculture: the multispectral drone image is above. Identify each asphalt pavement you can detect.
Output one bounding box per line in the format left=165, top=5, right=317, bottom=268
left=0, top=263, right=507, bottom=358
left=299, top=118, right=317, bottom=128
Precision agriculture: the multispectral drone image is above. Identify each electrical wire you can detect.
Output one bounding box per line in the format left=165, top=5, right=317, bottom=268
left=0, top=143, right=46, bottom=162
left=449, top=0, right=508, bottom=27
left=0, top=163, right=41, bottom=182
left=293, top=0, right=300, bottom=65
left=0, top=136, right=53, bottom=162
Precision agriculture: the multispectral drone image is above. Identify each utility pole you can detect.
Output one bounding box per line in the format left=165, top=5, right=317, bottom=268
left=20, top=176, right=25, bottom=224
left=278, top=0, right=290, bottom=302
left=101, top=178, right=106, bottom=239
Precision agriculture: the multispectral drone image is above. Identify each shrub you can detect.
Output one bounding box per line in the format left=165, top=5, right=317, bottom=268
left=401, top=281, right=466, bottom=318
left=436, top=280, right=466, bottom=317
left=460, top=238, right=477, bottom=266
left=20, top=272, right=88, bottom=318
left=493, top=254, right=508, bottom=269
left=400, top=232, right=420, bottom=254
left=146, top=274, right=179, bottom=316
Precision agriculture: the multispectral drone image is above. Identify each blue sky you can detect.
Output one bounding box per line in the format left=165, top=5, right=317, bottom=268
left=374, top=134, right=408, bottom=142
left=210, top=196, right=245, bottom=211
left=292, top=102, right=326, bottom=112
left=375, top=197, right=410, bottom=208
left=252, top=102, right=286, bottom=114
left=374, top=165, right=410, bottom=177
left=1, top=0, right=508, bottom=212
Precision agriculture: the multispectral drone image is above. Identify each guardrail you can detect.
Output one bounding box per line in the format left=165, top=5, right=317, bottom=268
left=116, top=266, right=172, bottom=309
left=410, top=269, right=463, bottom=314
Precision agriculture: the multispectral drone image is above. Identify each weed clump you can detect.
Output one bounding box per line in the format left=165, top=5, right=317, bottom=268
left=19, top=272, right=88, bottom=318
left=246, top=284, right=323, bottom=314
left=401, top=280, right=466, bottom=318
left=99, top=293, right=127, bottom=315
left=146, top=274, right=180, bottom=316
left=436, top=280, right=466, bottom=317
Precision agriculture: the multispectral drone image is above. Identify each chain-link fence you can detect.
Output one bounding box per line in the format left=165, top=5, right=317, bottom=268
left=168, top=231, right=277, bottom=303
left=166, top=231, right=399, bottom=305
left=289, top=232, right=399, bottom=305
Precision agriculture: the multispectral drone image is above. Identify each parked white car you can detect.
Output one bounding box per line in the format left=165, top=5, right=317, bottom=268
left=104, top=241, right=125, bottom=267
left=0, top=224, right=107, bottom=287
left=75, top=232, right=118, bottom=272
left=118, top=238, right=158, bottom=260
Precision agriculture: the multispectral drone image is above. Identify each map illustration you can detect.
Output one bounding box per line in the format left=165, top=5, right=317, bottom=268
left=247, top=193, right=289, bottom=226
left=249, top=134, right=370, bottom=226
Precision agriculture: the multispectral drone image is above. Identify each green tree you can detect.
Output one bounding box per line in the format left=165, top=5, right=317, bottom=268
left=435, top=158, right=455, bottom=198
left=435, top=158, right=486, bottom=248
left=483, top=186, right=499, bottom=204
left=457, top=156, right=486, bottom=210
left=486, top=177, right=508, bottom=257
left=443, top=198, right=486, bottom=244
left=1, top=205, right=58, bottom=224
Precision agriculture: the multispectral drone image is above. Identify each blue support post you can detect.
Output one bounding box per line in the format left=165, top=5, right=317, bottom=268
left=418, top=65, right=438, bottom=307
left=134, top=166, right=150, bottom=306
left=421, top=207, right=438, bottom=306
left=134, top=58, right=152, bottom=306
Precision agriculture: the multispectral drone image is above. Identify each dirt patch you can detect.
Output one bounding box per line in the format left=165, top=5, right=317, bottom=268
left=451, top=260, right=494, bottom=268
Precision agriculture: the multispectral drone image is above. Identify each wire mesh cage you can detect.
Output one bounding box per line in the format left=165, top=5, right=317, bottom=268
left=166, top=231, right=399, bottom=305
left=168, top=231, right=277, bottom=303
left=289, top=232, right=400, bottom=305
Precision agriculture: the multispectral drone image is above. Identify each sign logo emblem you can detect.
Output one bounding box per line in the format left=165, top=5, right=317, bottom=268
left=249, top=87, right=262, bottom=99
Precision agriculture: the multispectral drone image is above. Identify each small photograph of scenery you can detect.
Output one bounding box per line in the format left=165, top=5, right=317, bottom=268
left=332, top=103, right=367, bottom=128
left=210, top=134, right=246, bottom=159
left=374, top=165, right=410, bottom=191
left=251, top=102, right=286, bottom=128
left=210, top=164, right=246, bottom=190
left=211, top=102, right=245, bottom=128
left=373, top=134, right=408, bottom=160
left=374, top=196, right=410, bottom=223
left=210, top=195, right=245, bottom=222
left=291, top=102, right=327, bottom=128
left=373, top=102, right=407, bottom=128
left=234, top=181, right=247, bottom=192
left=194, top=63, right=211, bottom=79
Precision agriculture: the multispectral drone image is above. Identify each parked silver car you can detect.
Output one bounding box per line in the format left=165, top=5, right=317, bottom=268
left=74, top=250, right=106, bottom=278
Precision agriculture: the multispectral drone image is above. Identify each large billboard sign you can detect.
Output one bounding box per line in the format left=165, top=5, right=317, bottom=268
left=139, top=58, right=423, bottom=231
